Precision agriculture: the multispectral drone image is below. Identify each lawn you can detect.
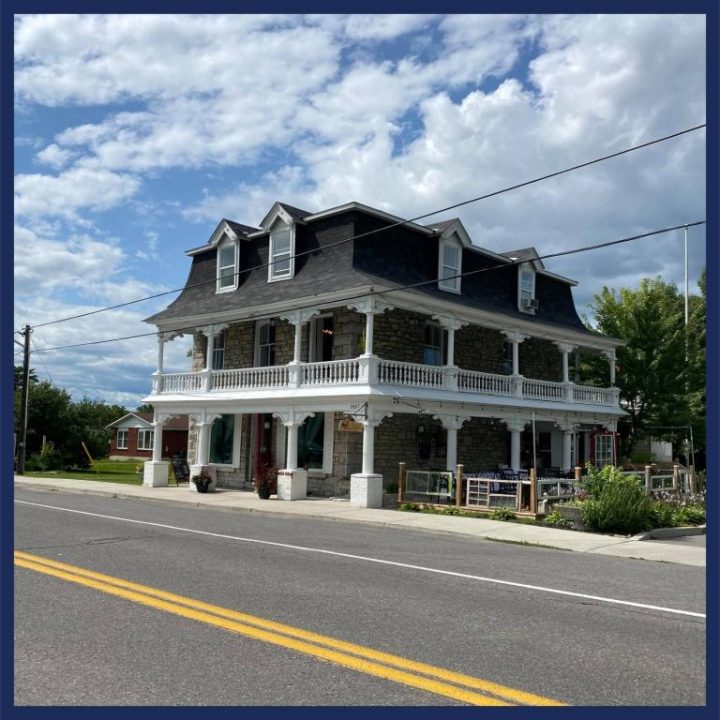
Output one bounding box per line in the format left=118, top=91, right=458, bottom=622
left=23, top=459, right=146, bottom=485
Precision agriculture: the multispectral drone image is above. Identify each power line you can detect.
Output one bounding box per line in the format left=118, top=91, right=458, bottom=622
left=29, top=123, right=706, bottom=331
left=29, top=219, right=705, bottom=355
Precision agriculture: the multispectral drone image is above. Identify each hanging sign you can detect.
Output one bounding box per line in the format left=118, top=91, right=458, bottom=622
left=338, top=419, right=364, bottom=433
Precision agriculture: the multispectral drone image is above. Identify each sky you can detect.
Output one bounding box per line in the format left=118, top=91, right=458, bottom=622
left=13, top=13, right=707, bottom=409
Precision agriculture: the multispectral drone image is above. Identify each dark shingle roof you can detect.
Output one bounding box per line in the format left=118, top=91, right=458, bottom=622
left=224, top=219, right=259, bottom=237
left=500, top=247, right=545, bottom=269
left=277, top=203, right=311, bottom=221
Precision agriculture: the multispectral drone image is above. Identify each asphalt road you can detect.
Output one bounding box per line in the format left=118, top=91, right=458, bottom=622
left=14, top=486, right=706, bottom=706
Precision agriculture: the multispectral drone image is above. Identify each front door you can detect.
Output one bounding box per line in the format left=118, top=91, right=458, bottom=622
left=254, top=413, right=274, bottom=477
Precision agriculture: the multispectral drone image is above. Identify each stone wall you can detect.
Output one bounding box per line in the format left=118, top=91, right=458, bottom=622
left=374, top=309, right=426, bottom=363
left=519, top=338, right=563, bottom=382
left=373, top=414, right=510, bottom=486
left=454, top=326, right=506, bottom=373
left=332, top=308, right=364, bottom=360
left=224, top=322, right=255, bottom=367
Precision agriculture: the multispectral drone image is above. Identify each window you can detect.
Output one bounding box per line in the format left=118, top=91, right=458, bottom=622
left=137, top=429, right=154, bottom=451
left=310, top=316, right=334, bottom=362
left=438, top=238, right=461, bottom=293
left=209, top=415, right=235, bottom=465
left=269, top=221, right=294, bottom=281
left=423, top=322, right=447, bottom=366
left=594, top=434, right=614, bottom=468
left=518, top=266, right=536, bottom=312
left=217, top=238, right=238, bottom=292
left=256, top=321, right=276, bottom=366
left=212, top=331, right=225, bottom=370
left=117, top=429, right=128, bottom=449
left=298, top=414, right=325, bottom=470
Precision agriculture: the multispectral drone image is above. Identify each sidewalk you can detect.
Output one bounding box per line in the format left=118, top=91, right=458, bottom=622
left=14, top=475, right=706, bottom=567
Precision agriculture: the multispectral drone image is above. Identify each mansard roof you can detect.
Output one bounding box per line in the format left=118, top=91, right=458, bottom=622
left=146, top=200, right=598, bottom=341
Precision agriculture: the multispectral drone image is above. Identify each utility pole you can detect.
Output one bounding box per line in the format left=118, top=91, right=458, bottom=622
left=17, top=324, right=32, bottom=474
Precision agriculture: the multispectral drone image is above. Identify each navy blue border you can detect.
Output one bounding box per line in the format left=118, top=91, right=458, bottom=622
left=2, top=2, right=717, bottom=719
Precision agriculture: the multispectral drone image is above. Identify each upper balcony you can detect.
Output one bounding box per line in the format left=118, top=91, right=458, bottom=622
left=151, top=355, right=620, bottom=408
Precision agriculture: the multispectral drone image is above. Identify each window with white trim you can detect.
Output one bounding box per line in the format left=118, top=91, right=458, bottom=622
left=212, top=331, right=225, bottom=370
left=518, top=266, right=536, bottom=313
left=268, top=221, right=294, bottom=281
left=293, top=412, right=334, bottom=475
left=438, top=238, right=461, bottom=293
left=209, top=414, right=235, bottom=465
left=594, top=434, right=614, bottom=468
left=216, top=237, right=238, bottom=292
left=137, top=429, right=154, bottom=451
left=256, top=321, right=277, bottom=367
left=116, top=429, right=128, bottom=449
left=423, top=322, right=447, bottom=366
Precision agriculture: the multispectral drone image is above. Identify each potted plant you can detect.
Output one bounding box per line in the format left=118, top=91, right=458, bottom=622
left=253, top=464, right=278, bottom=499
left=191, top=468, right=212, bottom=494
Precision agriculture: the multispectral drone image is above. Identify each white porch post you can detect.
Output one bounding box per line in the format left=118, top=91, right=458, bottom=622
left=434, top=414, right=469, bottom=472
left=348, top=297, right=394, bottom=357
left=143, top=411, right=173, bottom=487
left=273, top=410, right=314, bottom=500
left=557, top=422, right=577, bottom=473
left=187, top=412, right=221, bottom=492
left=555, top=342, right=576, bottom=402
left=350, top=406, right=392, bottom=507
left=603, top=349, right=617, bottom=385
left=279, top=309, right=321, bottom=386
left=502, top=417, right=526, bottom=471
left=196, top=324, right=228, bottom=391
left=152, top=331, right=184, bottom=394
left=433, top=316, right=467, bottom=391
left=502, top=331, right=527, bottom=398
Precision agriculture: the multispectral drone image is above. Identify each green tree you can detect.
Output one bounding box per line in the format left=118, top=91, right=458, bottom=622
left=584, top=277, right=704, bottom=458
left=14, top=365, right=38, bottom=391
left=135, top=403, right=154, bottom=414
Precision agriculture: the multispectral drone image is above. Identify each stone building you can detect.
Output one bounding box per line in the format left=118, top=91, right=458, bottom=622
left=141, top=201, right=623, bottom=505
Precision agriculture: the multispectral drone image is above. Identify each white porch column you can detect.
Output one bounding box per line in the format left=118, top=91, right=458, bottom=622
left=433, top=315, right=467, bottom=391
left=351, top=406, right=392, bottom=507
left=556, top=421, right=578, bottom=472
left=273, top=410, right=314, bottom=500
left=196, top=324, right=228, bottom=390
left=603, top=348, right=617, bottom=385
left=502, top=417, right=527, bottom=471
left=152, top=331, right=184, bottom=393
left=433, top=414, right=469, bottom=472
left=503, top=331, right=527, bottom=376
left=347, top=296, right=394, bottom=357
left=279, top=308, right=321, bottom=364
left=143, top=412, right=175, bottom=487
left=555, top=342, right=575, bottom=384
left=187, top=412, right=221, bottom=492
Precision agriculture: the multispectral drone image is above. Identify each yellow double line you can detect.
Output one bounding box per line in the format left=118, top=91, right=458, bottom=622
left=15, top=550, right=565, bottom=706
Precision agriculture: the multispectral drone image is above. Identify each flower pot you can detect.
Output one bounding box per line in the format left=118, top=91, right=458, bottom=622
left=195, top=480, right=209, bottom=494
left=257, top=487, right=271, bottom=500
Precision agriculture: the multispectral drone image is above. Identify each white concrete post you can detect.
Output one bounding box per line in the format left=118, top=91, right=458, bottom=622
left=143, top=412, right=170, bottom=487
left=348, top=297, right=393, bottom=358
left=205, top=333, right=214, bottom=371
left=361, top=420, right=376, bottom=475
left=562, top=431, right=573, bottom=473
left=555, top=342, right=575, bottom=384
left=433, top=414, right=468, bottom=473
left=604, top=349, right=617, bottom=385
left=350, top=407, right=392, bottom=508
left=157, top=336, right=165, bottom=375
left=286, top=421, right=299, bottom=471
left=502, top=418, right=526, bottom=471
left=502, top=331, right=528, bottom=377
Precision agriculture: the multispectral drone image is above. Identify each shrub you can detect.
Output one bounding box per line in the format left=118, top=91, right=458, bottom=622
left=442, top=505, right=462, bottom=515
left=580, top=463, right=638, bottom=499
left=399, top=503, right=421, bottom=512
left=490, top=507, right=516, bottom=521
left=581, top=473, right=653, bottom=534
left=543, top=510, right=574, bottom=529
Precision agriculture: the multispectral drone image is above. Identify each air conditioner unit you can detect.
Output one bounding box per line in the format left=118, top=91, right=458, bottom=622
left=521, top=298, right=539, bottom=310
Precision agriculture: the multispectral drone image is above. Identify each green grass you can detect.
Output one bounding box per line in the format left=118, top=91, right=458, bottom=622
left=22, top=459, right=147, bottom=485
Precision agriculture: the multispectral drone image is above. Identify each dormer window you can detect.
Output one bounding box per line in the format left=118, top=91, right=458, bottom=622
left=216, top=237, right=238, bottom=292
left=518, top=265, right=537, bottom=313
left=269, top=220, right=294, bottom=281
left=438, top=237, right=461, bottom=293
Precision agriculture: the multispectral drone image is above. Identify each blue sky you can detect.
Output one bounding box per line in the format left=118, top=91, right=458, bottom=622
left=13, top=13, right=707, bottom=408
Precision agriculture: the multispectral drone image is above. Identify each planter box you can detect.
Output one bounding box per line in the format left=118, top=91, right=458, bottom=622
left=554, top=504, right=586, bottom=530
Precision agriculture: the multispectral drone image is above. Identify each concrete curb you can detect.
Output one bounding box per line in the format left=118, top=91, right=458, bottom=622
left=636, top=525, right=707, bottom=541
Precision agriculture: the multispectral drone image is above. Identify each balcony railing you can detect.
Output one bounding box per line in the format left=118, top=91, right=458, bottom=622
left=153, top=357, right=618, bottom=407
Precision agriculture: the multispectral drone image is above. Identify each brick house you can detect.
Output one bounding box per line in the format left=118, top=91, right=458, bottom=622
left=141, top=201, right=623, bottom=504
left=108, top=412, right=188, bottom=460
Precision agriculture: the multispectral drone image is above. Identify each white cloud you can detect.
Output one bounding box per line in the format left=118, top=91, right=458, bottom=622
left=35, top=143, right=75, bottom=168
left=15, top=164, right=140, bottom=218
